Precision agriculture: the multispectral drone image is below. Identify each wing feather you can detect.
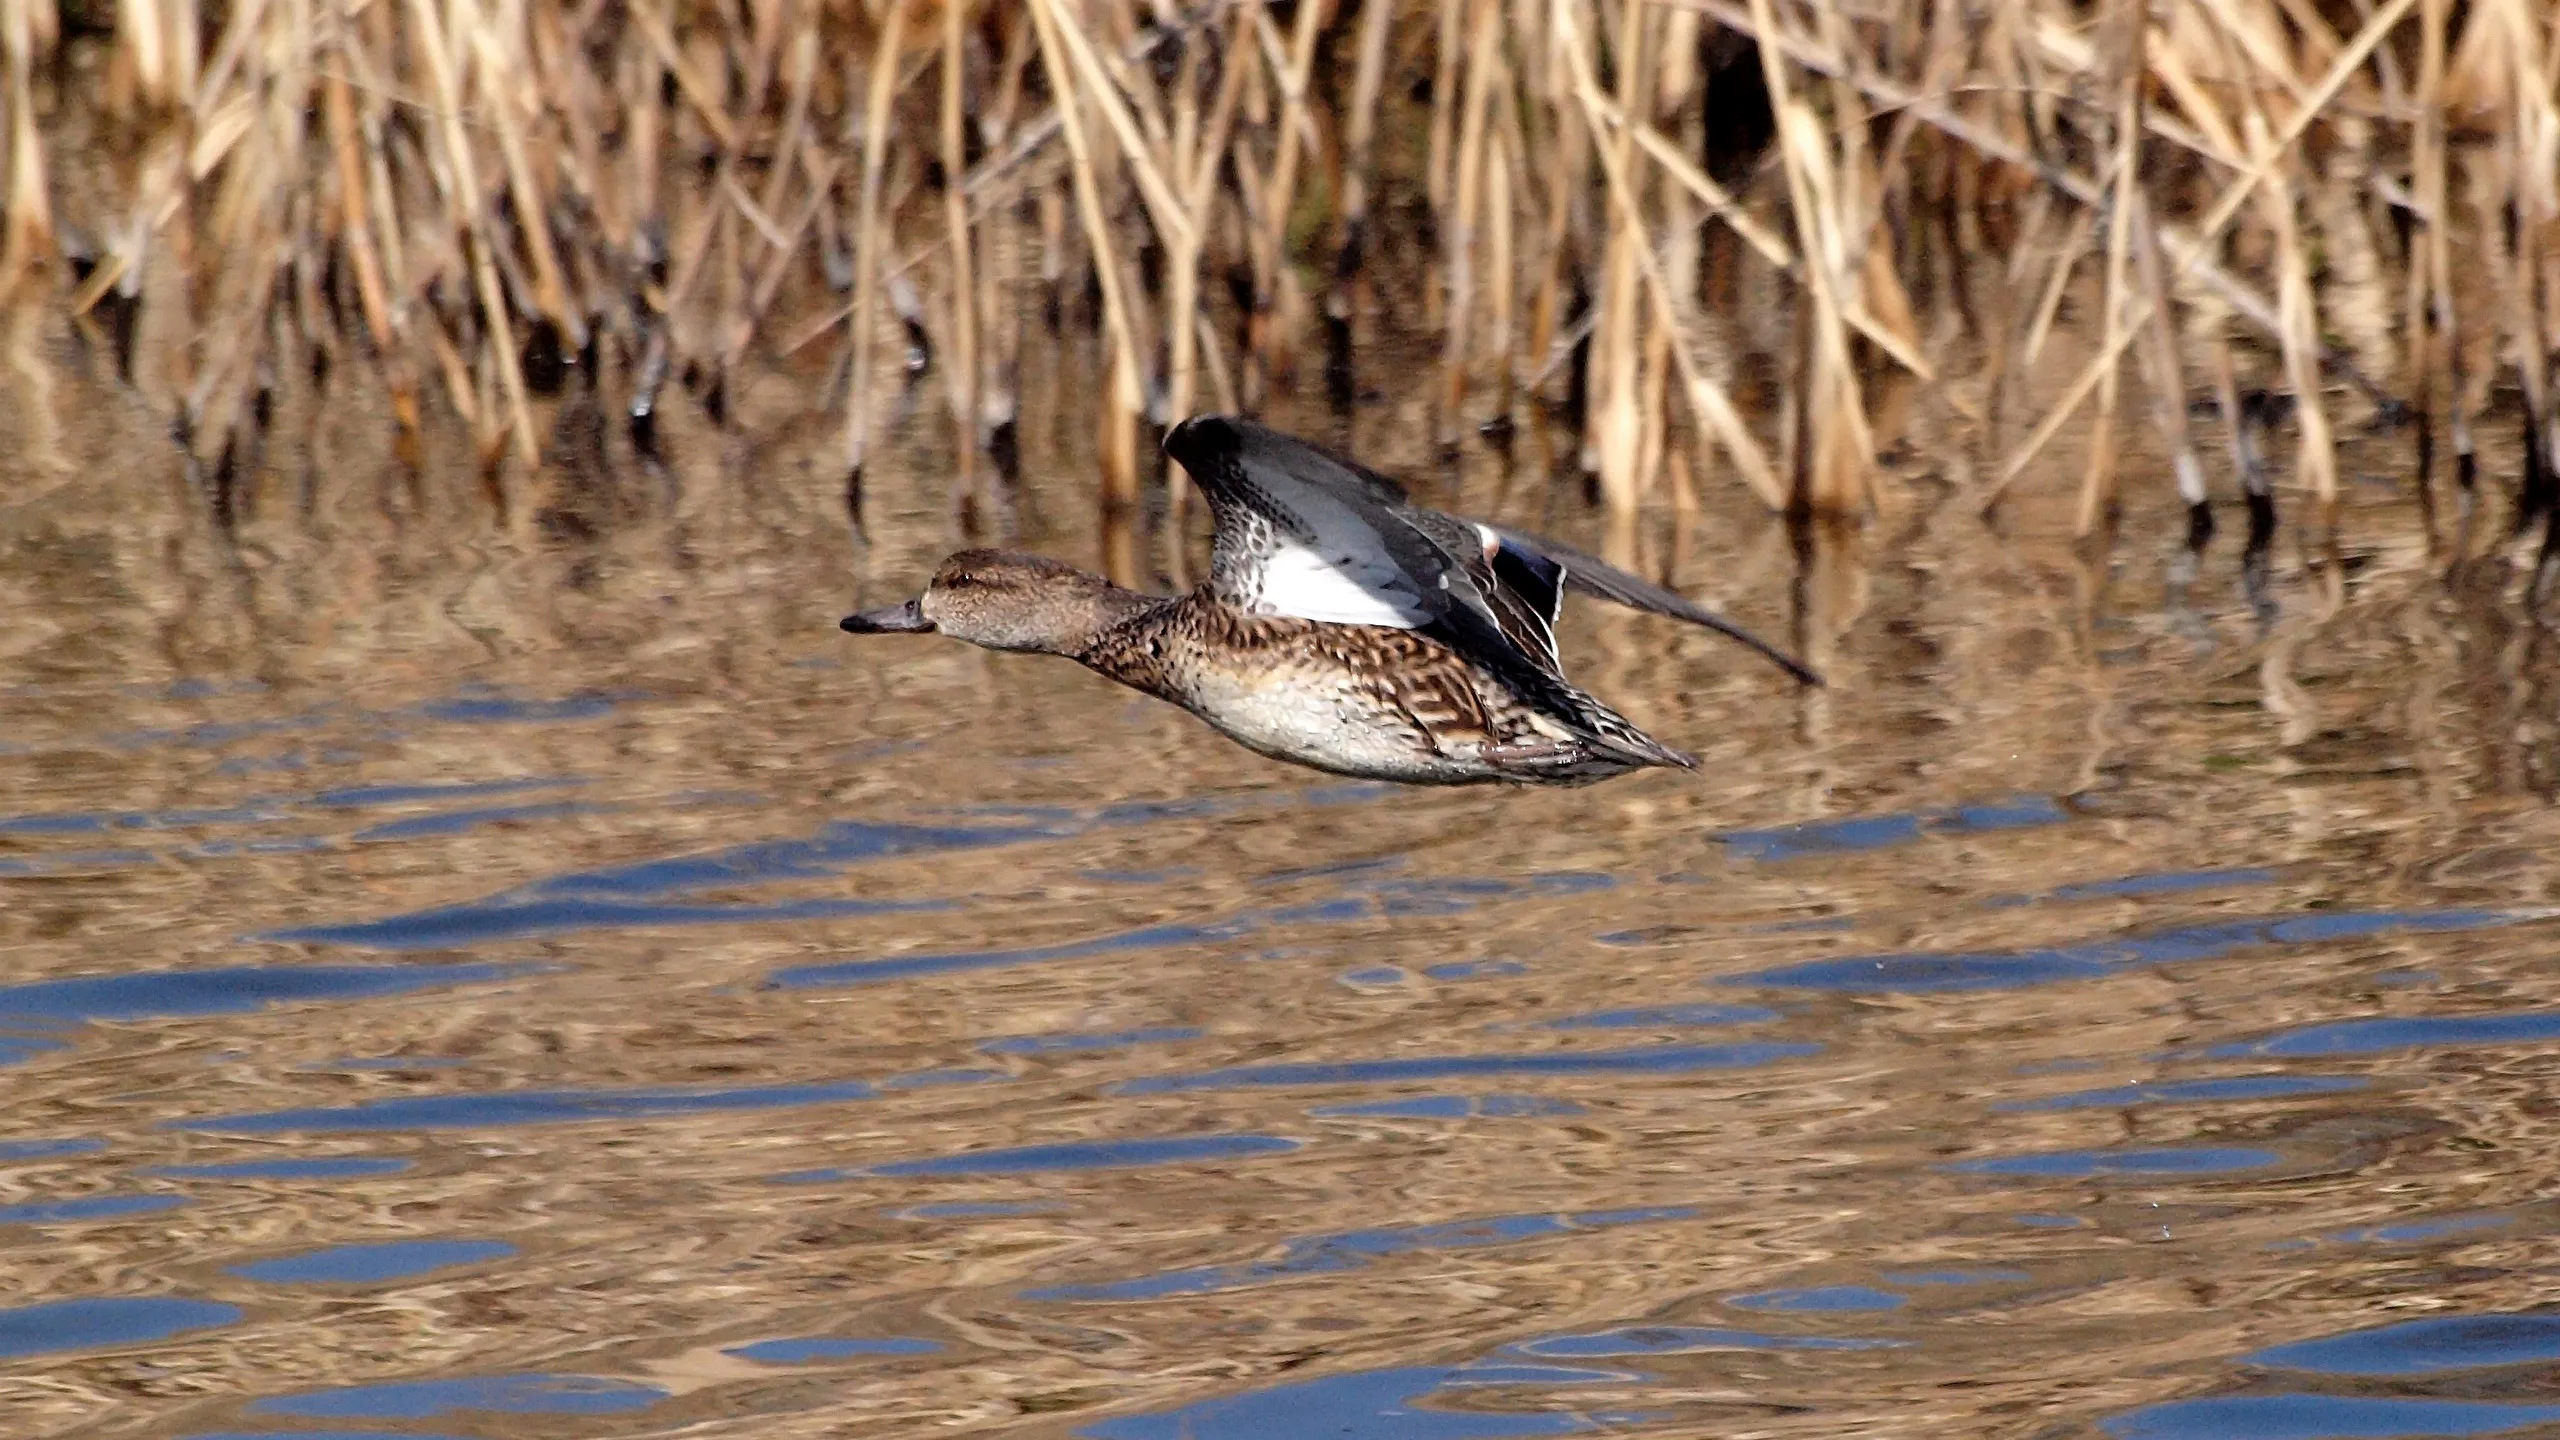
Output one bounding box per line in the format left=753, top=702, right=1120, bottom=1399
left=1487, top=525, right=1823, bottom=686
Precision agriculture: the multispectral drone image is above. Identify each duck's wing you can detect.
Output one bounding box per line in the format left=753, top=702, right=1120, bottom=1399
left=1487, top=525, right=1824, bottom=687
left=1167, top=415, right=1672, bottom=761
left=1162, top=414, right=1438, bottom=627
left=1161, top=416, right=1555, bottom=659
left=1400, top=507, right=1566, bottom=673
left=1162, top=415, right=1820, bottom=688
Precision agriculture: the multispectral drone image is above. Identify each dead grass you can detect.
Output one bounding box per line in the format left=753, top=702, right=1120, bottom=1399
left=1, top=0, right=2556, bottom=572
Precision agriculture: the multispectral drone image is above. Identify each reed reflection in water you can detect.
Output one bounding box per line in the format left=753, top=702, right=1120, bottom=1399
left=3, top=336, right=2560, bottom=1440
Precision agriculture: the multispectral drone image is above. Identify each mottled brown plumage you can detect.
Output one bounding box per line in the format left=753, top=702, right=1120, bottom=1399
left=841, top=416, right=1818, bottom=787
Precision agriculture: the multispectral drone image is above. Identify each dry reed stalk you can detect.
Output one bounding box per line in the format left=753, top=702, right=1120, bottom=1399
left=1244, top=0, right=1325, bottom=398
left=1744, top=0, right=1866, bottom=515
left=1487, top=113, right=1517, bottom=420
left=1426, top=0, right=1468, bottom=232
left=2247, top=109, right=2338, bottom=529
left=1586, top=0, right=1651, bottom=504
left=2406, top=0, right=2449, bottom=508
left=1, top=0, right=56, bottom=292
left=1440, top=0, right=1502, bottom=443
left=1024, top=0, right=1146, bottom=512
left=2133, top=204, right=2204, bottom=514
left=1326, top=0, right=1395, bottom=382
left=941, top=0, right=979, bottom=502
left=322, top=70, right=400, bottom=366
left=1158, top=2, right=1255, bottom=572
left=1525, top=24, right=1587, bottom=394
left=2507, top=0, right=2560, bottom=519
left=1556, top=0, right=1780, bottom=506
left=1984, top=0, right=2422, bottom=504
left=844, top=0, right=911, bottom=494
left=2078, top=0, right=2144, bottom=536
left=1681, top=0, right=2372, bottom=405
left=474, top=16, right=581, bottom=353
left=407, top=0, right=538, bottom=471
left=1642, top=9, right=1696, bottom=488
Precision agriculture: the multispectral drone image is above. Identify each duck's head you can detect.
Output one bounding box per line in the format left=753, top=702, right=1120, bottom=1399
left=841, top=549, right=1148, bottom=656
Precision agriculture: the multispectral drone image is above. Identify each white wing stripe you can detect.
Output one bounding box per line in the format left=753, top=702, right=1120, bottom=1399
left=1256, top=538, right=1429, bottom=627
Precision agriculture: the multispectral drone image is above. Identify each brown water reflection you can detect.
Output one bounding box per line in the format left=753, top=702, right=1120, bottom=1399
left=6, top=321, right=2560, bottom=1440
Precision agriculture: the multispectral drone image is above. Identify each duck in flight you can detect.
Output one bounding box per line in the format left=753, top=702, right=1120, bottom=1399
left=842, top=415, right=1819, bottom=786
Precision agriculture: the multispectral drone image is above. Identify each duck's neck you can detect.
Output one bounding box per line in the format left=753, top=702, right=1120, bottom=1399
left=1059, top=583, right=1173, bottom=662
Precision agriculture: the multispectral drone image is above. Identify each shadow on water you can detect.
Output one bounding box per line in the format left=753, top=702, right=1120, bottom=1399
left=8, top=314, right=2560, bottom=1440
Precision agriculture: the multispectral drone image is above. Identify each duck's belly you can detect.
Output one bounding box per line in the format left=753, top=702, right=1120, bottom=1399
left=1177, top=668, right=1498, bottom=784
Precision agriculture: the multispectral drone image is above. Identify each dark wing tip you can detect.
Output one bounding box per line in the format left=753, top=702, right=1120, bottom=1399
left=1162, top=414, right=1244, bottom=470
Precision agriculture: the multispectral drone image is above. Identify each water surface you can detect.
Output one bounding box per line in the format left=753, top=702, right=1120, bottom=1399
left=5, top=322, right=2560, bottom=1440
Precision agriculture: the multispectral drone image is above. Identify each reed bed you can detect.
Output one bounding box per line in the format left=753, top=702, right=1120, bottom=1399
left=2, top=0, right=2557, bottom=585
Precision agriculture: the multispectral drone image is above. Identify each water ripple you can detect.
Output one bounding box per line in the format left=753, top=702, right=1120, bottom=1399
left=1116, top=1042, right=1819, bottom=1094
left=1731, top=909, right=2540, bottom=994
left=176, top=1077, right=882, bottom=1133
left=1024, top=1206, right=1692, bottom=1302
left=784, top=1133, right=1302, bottom=1181
left=249, top=1373, right=669, bottom=1419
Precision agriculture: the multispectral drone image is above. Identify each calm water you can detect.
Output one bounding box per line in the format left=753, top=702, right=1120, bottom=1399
left=6, top=311, right=2560, bottom=1440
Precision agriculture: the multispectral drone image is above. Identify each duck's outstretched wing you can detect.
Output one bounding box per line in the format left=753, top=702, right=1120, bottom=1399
left=1162, top=415, right=1821, bottom=690
left=1485, top=526, right=1823, bottom=687
left=1162, top=416, right=1560, bottom=675
left=1165, top=416, right=1681, bottom=771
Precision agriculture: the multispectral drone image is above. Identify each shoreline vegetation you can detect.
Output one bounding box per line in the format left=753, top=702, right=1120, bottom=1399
left=0, top=0, right=2555, bottom=587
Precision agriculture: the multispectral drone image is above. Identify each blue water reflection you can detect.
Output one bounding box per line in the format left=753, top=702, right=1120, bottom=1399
left=2103, top=1396, right=2560, bottom=1439
left=1732, top=910, right=2530, bottom=994
left=2208, top=1011, right=2560, bottom=1058
left=179, top=1077, right=880, bottom=1133
left=1947, top=1147, right=2281, bottom=1178
left=2249, top=1314, right=2560, bottom=1374
left=725, top=1336, right=942, bottom=1364
left=1079, top=1363, right=1627, bottom=1440
left=0, top=1194, right=189, bottom=1225
left=0, top=1297, right=241, bottom=1358
left=1722, top=795, right=2068, bottom=862
left=1999, top=1075, right=2367, bottom=1112
left=1310, top=1095, right=1586, bottom=1119
left=0, top=963, right=525, bottom=1026
left=230, top=1239, right=517, bottom=1285
left=1729, top=1285, right=1905, bottom=1312
left=249, top=1373, right=669, bottom=1419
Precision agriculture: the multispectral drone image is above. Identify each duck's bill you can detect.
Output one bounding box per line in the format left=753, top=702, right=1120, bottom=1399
left=840, top=600, right=934, bottom=634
